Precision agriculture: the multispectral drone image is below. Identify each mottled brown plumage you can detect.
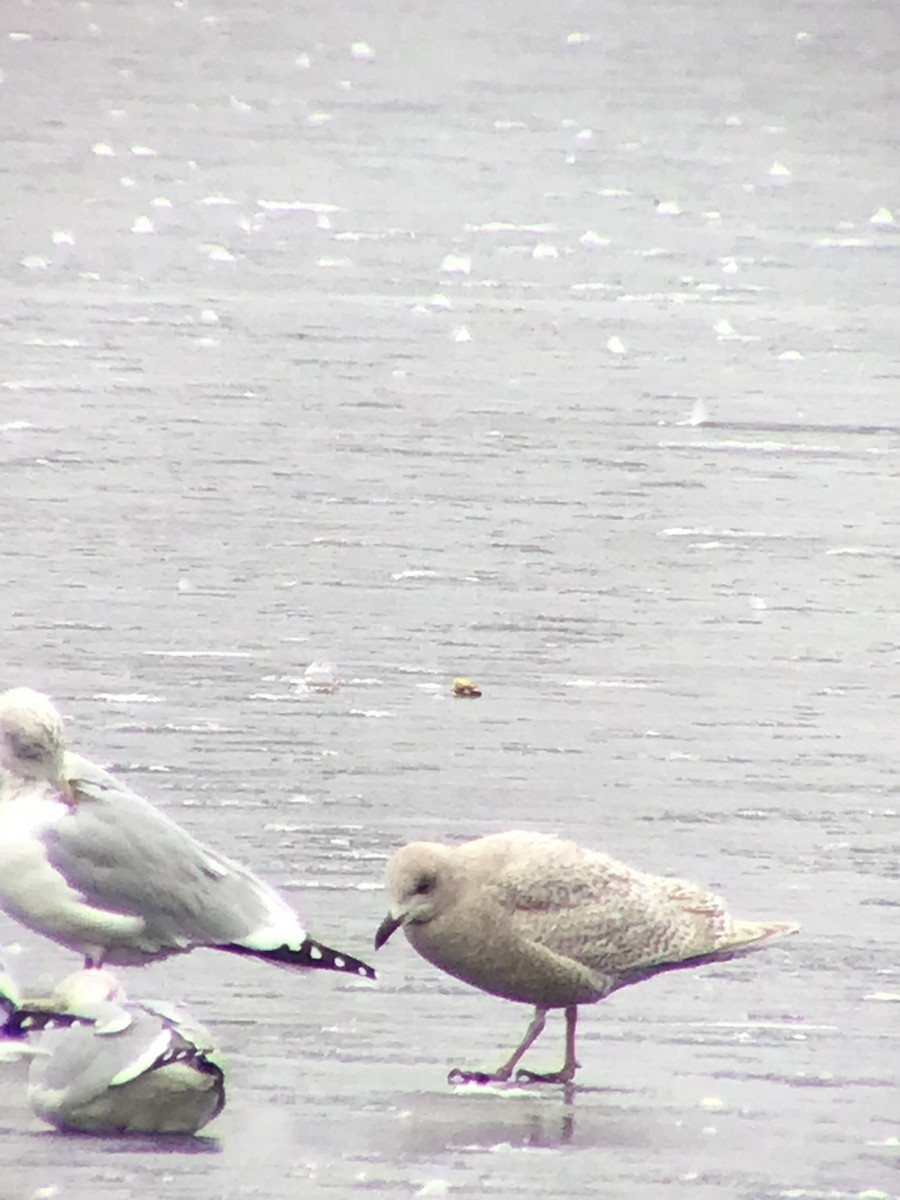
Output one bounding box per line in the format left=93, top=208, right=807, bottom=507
left=375, top=831, right=798, bottom=1085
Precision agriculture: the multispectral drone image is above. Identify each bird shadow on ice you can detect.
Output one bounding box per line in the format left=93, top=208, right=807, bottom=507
left=386, top=1082, right=654, bottom=1154
left=15, top=1128, right=223, bottom=1155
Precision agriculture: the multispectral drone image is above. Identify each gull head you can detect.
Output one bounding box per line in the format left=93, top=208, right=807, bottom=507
left=0, top=688, right=68, bottom=787
left=375, top=841, right=457, bottom=949
left=50, top=968, right=131, bottom=1031
left=54, top=968, right=126, bottom=1014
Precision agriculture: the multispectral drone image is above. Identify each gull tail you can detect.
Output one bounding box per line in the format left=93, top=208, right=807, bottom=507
left=721, top=919, right=799, bottom=952
left=697, top=917, right=800, bottom=966
left=224, top=938, right=376, bottom=980
left=618, top=919, right=798, bottom=987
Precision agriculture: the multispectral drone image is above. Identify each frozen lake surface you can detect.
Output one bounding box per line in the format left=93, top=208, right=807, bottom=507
left=1, top=1, right=898, bottom=1196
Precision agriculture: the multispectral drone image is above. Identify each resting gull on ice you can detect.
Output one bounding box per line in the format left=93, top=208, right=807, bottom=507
left=376, top=831, right=798, bottom=1085
left=6, top=967, right=226, bottom=1134
left=0, top=687, right=374, bottom=979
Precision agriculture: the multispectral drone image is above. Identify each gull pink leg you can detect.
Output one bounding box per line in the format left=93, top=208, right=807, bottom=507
left=448, top=1007, right=549, bottom=1085
left=514, top=1005, right=581, bottom=1084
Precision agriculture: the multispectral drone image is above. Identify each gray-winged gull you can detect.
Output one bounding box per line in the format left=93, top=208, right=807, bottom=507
left=375, top=831, right=798, bottom=1085
left=7, top=967, right=226, bottom=1134
left=0, top=687, right=374, bottom=979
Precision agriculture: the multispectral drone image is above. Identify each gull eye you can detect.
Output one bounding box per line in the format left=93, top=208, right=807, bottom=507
left=413, top=874, right=435, bottom=895
left=10, top=733, right=44, bottom=761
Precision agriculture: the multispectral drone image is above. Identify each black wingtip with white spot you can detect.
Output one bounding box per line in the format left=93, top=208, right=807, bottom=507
left=0, top=1002, right=21, bottom=1040
left=2, top=1008, right=79, bottom=1038
left=225, top=939, right=376, bottom=980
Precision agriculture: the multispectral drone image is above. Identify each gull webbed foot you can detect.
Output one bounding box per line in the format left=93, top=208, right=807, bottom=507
left=513, top=1064, right=579, bottom=1085
left=447, top=1067, right=512, bottom=1086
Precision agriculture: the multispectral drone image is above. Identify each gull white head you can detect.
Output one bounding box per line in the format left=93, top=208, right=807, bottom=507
left=0, top=688, right=68, bottom=787
left=53, top=968, right=126, bottom=1015
left=375, top=842, right=458, bottom=948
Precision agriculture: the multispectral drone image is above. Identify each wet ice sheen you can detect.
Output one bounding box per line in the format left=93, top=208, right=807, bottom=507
left=1, top=0, right=898, bottom=1195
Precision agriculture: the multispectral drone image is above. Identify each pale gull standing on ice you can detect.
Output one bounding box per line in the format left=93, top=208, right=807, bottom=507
left=0, top=688, right=375, bottom=979
left=375, top=831, right=798, bottom=1085
left=6, top=967, right=226, bottom=1134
